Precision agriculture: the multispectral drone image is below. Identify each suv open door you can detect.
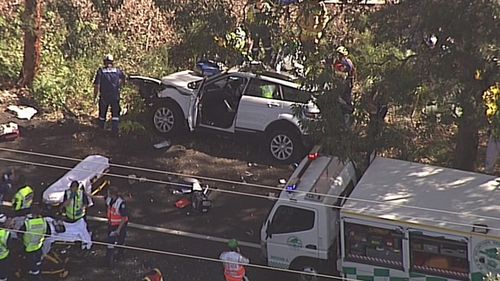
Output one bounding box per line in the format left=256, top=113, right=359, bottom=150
left=187, top=77, right=207, bottom=131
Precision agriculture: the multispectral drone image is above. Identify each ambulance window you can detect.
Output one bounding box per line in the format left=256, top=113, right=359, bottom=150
left=344, top=222, right=403, bottom=270
left=409, top=233, right=469, bottom=280
left=271, top=206, right=314, bottom=234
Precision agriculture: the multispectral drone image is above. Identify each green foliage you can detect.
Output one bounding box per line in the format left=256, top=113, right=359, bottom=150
left=119, top=120, right=147, bottom=135
left=0, top=14, right=23, bottom=80
left=162, top=0, right=237, bottom=68
left=24, top=0, right=173, bottom=113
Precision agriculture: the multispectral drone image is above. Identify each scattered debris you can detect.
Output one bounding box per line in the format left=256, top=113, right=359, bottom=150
left=175, top=198, right=191, bottom=209
left=0, top=122, right=19, bottom=141
left=128, top=174, right=138, bottom=185
left=268, top=192, right=277, bottom=200
left=153, top=140, right=171, bottom=149
left=247, top=162, right=258, bottom=167
left=7, top=105, right=37, bottom=120
left=244, top=171, right=253, bottom=177
left=279, top=178, right=287, bottom=184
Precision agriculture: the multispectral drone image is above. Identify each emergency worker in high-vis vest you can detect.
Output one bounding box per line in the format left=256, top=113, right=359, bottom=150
left=19, top=214, right=51, bottom=281
left=105, top=186, right=128, bottom=267
left=0, top=214, right=13, bottom=281
left=61, top=181, right=90, bottom=223
left=297, top=0, right=330, bottom=52
left=12, top=185, right=34, bottom=216
left=246, top=0, right=273, bottom=63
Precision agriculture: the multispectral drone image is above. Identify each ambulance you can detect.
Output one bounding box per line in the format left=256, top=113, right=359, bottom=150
left=261, top=149, right=500, bottom=281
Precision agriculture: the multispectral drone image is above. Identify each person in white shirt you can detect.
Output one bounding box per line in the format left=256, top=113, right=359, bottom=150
left=219, top=239, right=250, bottom=281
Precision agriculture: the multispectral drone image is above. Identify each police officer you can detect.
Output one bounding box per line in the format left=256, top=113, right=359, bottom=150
left=19, top=211, right=51, bottom=281
left=61, top=181, right=89, bottom=223
left=0, top=169, right=14, bottom=203
left=105, top=186, right=128, bottom=267
left=0, top=214, right=13, bottom=281
left=12, top=183, right=33, bottom=217
left=93, top=54, right=126, bottom=136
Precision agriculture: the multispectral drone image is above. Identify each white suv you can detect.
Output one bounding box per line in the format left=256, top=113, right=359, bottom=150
left=130, top=69, right=319, bottom=163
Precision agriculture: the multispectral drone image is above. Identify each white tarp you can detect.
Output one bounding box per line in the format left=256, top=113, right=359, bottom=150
left=42, top=155, right=109, bottom=205
left=42, top=217, right=92, bottom=255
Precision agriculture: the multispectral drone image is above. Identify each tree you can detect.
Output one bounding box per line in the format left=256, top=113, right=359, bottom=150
left=19, top=0, right=43, bottom=88
left=367, top=0, right=500, bottom=170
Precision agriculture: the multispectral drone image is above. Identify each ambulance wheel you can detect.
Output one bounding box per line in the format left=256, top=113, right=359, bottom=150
left=292, top=259, right=319, bottom=281
left=298, top=266, right=318, bottom=281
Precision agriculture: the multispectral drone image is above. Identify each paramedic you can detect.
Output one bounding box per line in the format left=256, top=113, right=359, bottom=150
left=105, top=186, right=128, bottom=266
left=12, top=184, right=34, bottom=217
left=61, top=181, right=90, bottom=223
left=142, top=260, right=164, bottom=281
left=219, top=239, right=250, bottom=281
left=0, top=214, right=14, bottom=281
left=19, top=213, right=51, bottom=281
left=93, top=54, right=126, bottom=136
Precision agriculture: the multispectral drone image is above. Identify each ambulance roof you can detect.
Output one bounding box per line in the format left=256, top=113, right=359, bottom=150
left=280, top=154, right=356, bottom=205
left=343, top=157, right=500, bottom=236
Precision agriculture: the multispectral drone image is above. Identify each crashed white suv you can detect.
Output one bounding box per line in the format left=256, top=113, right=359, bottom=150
left=130, top=69, right=319, bottom=163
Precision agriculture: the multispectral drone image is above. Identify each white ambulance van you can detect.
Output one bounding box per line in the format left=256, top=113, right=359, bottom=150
left=261, top=152, right=500, bottom=281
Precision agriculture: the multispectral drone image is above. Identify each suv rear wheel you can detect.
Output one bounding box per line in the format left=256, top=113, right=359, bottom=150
left=266, top=129, right=303, bottom=164
left=152, top=101, right=185, bottom=135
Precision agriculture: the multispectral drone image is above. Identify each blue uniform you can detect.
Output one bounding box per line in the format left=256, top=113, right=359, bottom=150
left=93, top=66, right=126, bottom=133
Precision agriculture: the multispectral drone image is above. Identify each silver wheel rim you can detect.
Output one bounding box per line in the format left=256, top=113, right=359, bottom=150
left=270, top=133, right=294, bottom=161
left=153, top=107, right=175, bottom=133
left=299, top=267, right=318, bottom=281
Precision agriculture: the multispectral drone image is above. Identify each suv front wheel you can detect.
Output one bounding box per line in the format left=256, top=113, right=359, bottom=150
left=152, top=101, right=185, bottom=135
left=266, top=130, right=303, bottom=164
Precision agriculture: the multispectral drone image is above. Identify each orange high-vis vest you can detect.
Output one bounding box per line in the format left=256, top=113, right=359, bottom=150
left=106, top=197, right=128, bottom=226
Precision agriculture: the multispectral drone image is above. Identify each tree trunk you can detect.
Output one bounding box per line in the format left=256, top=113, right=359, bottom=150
left=19, top=0, right=43, bottom=88
left=453, top=116, right=479, bottom=171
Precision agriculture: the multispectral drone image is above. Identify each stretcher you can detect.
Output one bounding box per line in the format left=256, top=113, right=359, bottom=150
left=42, top=217, right=92, bottom=255
left=42, top=155, right=110, bottom=205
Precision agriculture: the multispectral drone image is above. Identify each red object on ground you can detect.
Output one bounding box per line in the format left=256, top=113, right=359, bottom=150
left=175, top=198, right=191, bottom=209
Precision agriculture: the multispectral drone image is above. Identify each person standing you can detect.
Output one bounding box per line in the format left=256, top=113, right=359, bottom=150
left=105, top=186, right=128, bottom=266
left=0, top=169, right=14, bottom=203
left=483, top=84, right=500, bottom=174
left=61, top=181, right=89, bottom=223
left=61, top=181, right=92, bottom=250
left=0, top=214, right=14, bottom=281
left=19, top=213, right=51, bottom=281
left=219, top=239, right=250, bottom=281
left=246, top=0, right=273, bottom=63
left=93, top=54, right=126, bottom=136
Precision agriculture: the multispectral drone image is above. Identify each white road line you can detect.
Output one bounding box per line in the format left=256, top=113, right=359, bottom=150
left=86, top=216, right=261, bottom=249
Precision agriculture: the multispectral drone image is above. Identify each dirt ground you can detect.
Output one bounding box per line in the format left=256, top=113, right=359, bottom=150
left=0, top=88, right=295, bottom=281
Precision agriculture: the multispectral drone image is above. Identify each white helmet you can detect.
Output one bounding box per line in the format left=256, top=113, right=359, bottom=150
left=103, top=54, right=114, bottom=62
left=0, top=214, right=6, bottom=224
